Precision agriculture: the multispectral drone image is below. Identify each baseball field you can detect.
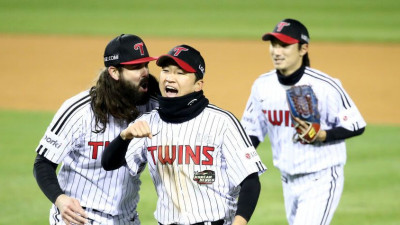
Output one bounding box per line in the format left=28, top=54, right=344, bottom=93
left=0, top=0, right=399, bottom=224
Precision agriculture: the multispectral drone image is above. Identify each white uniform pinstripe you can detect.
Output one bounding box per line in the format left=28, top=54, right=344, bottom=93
left=241, top=67, right=366, bottom=225
left=125, top=104, right=266, bottom=225
left=35, top=90, right=158, bottom=225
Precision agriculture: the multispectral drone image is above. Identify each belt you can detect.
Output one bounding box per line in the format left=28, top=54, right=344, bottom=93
left=81, top=207, right=136, bottom=223
left=159, top=219, right=224, bottom=225
left=82, top=206, right=111, bottom=217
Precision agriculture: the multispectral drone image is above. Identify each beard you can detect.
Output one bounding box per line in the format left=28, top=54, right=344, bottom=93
left=118, top=75, right=150, bottom=106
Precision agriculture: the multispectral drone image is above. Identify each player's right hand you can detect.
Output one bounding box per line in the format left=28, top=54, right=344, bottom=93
left=120, top=120, right=152, bottom=140
left=55, top=194, right=88, bottom=225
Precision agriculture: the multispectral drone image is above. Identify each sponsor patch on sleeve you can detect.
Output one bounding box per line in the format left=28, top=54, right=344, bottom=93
left=39, top=132, right=66, bottom=154
left=338, top=107, right=361, bottom=128
left=243, top=147, right=259, bottom=160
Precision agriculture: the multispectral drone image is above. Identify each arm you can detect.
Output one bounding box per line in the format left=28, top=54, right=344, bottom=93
left=294, top=117, right=365, bottom=143
left=33, top=154, right=63, bottom=203
left=241, top=82, right=267, bottom=149
left=33, top=154, right=88, bottom=225
left=249, top=135, right=260, bottom=149
left=233, top=172, right=261, bottom=225
left=323, top=126, right=365, bottom=142
left=101, top=135, right=131, bottom=170
left=102, top=120, right=152, bottom=171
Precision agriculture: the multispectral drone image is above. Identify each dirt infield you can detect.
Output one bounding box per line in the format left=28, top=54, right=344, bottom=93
left=0, top=34, right=399, bottom=124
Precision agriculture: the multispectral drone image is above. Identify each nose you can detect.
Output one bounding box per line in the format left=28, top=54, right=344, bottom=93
left=165, top=73, right=174, bottom=83
left=271, top=45, right=282, bottom=55
left=140, top=66, right=149, bottom=77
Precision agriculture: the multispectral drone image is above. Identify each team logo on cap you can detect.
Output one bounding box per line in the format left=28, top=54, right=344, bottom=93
left=276, top=22, right=290, bottom=32
left=134, top=42, right=145, bottom=55
left=173, top=47, right=189, bottom=56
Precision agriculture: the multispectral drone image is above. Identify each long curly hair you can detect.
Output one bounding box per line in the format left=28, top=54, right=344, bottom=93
left=89, top=67, right=159, bottom=133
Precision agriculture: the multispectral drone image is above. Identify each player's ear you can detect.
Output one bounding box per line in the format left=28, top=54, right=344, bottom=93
left=108, top=66, right=120, bottom=81
left=194, top=79, right=204, bottom=92
left=299, top=43, right=309, bottom=57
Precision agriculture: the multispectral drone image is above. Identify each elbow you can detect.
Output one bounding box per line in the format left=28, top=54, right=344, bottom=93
left=101, top=157, right=122, bottom=171
left=101, top=158, right=114, bottom=171
left=33, top=162, right=38, bottom=179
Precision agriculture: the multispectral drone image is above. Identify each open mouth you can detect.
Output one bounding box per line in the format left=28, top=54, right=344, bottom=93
left=139, top=80, right=148, bottom=92
left=165, top=86, right=178, bottom=97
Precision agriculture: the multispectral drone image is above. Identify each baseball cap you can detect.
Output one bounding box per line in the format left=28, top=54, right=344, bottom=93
left=104, top=34, right=157, bottom=67
left=262, top=18, right=310, bottom=44
left=156, top=44, right=206, bottom=79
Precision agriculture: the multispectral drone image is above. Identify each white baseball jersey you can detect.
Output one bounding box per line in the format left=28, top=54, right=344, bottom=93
left=125, top=104, right=266, bottom=224
left=241, top=67, right=366, bottom=175
left=35, top=89, right=158, bottom=221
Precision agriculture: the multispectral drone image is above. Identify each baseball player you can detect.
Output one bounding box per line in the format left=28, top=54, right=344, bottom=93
left=33, top=34, right=159, bottom=225
left=241, top=19, right=366, bottom=225
left=102, top=44, right=267, bottom=225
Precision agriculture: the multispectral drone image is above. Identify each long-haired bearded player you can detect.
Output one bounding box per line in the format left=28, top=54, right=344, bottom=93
left=33, top=34, right=159, bottom=225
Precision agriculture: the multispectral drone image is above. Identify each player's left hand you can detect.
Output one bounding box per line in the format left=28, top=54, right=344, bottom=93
left=55, top=194, right=88, bottom=225
left=293, top=117, right=326, bottom=143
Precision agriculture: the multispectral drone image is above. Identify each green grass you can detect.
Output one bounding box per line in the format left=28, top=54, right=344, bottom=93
left=0, top=1, right=399, bottom=223
left=0, top=110, right=55, bottom=224
left=0, top=0, right=399, bottom=42
left=0, top=109, right=399, bottom=225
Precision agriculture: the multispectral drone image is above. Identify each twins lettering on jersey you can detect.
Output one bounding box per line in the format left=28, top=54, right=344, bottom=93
left=263, top=109, right=295, bottom=127
left=147, top=145, right=215, bottom=165
left=88, top=141, right=110, bottom=159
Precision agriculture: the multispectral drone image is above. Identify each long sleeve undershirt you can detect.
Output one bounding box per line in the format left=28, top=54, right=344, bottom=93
left=33, top=154, right=63, bottom=203
left=250, top=127, right=365, bottom=148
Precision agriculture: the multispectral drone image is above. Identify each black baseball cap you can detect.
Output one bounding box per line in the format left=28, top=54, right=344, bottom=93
left=262, top=19, right=310, bottom=44
left=104, top=34, right=157, bottom=67
left=156, top=44, right=206, bottom=79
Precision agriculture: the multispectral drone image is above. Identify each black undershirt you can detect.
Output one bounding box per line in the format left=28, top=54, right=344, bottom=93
left=101, top=135, right=130, bottom=171
left=33, top=154, right=63, bottom=203
left=236, top=172, right=261, bottom=221
left=277, top=65, right=305, bottom=86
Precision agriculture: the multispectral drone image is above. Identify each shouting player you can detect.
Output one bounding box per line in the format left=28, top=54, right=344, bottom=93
left=102, top=44, right=266, bottom=225
left=33, top=34, right=158, bottom=225
left=241, top=18, right=366, bottom=225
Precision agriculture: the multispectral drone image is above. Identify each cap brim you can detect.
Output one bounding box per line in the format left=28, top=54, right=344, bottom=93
left=120, top=56, right=158, bottom=65
left=156, top=55, right=196, bottom=73
left=262, top=33, right=299, bottom=44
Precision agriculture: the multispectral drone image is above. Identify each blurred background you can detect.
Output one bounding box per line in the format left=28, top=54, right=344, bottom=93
left=0, top=0, right=399, bottom=224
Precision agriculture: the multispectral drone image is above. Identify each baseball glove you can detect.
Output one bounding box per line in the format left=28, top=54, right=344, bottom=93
left=286, top=85, right=321, bottom=144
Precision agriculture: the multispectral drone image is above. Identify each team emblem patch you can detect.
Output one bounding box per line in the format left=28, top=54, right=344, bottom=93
left=193, top=170, right=215, bottom=184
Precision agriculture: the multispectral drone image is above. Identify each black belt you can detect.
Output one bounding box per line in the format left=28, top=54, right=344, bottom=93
left=159, top=219, right=224, bottom=225
left=82, top=207, right=108, bottom=215
left=81, top=207, right=114, bottom=218
left=81, top=207, right=136, bottom=223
